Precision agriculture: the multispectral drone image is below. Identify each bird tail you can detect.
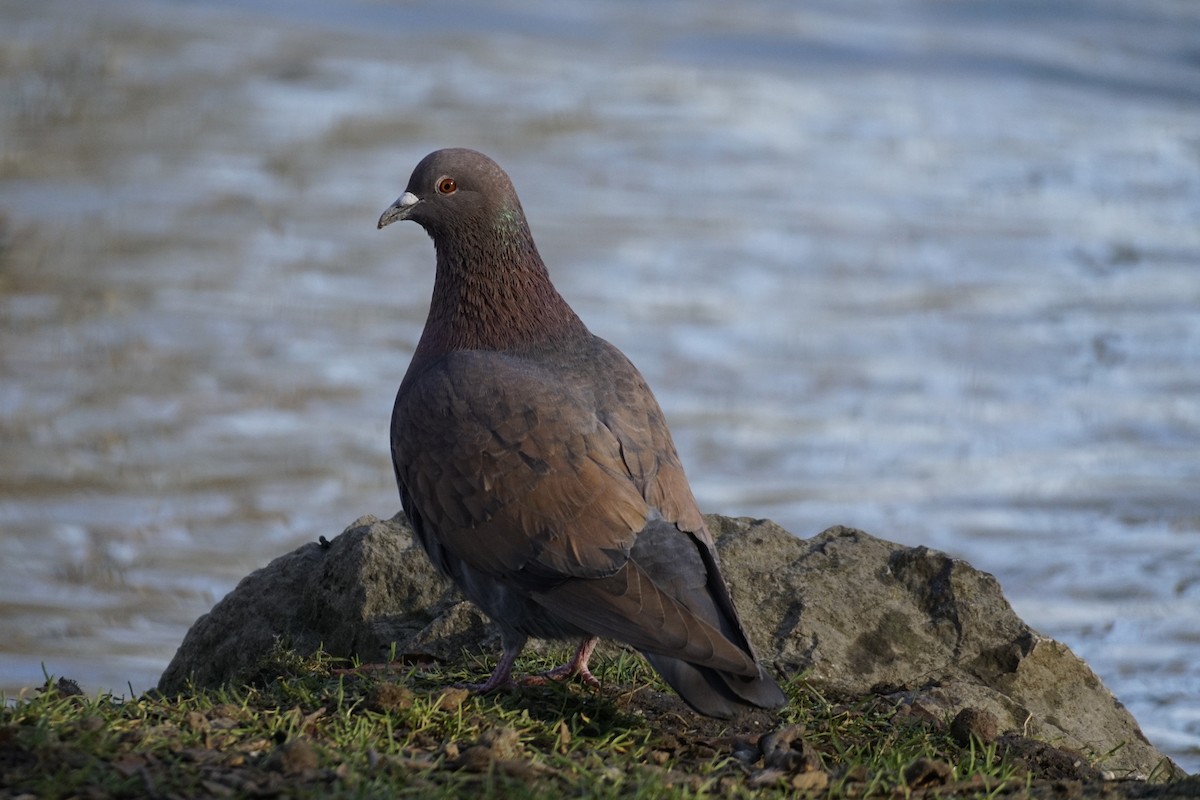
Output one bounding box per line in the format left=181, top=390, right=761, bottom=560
left=643, top=651, right=786, bottom=718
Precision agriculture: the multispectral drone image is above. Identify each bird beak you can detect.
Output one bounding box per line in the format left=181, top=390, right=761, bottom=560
left=377, top=191, right=420, bottom=229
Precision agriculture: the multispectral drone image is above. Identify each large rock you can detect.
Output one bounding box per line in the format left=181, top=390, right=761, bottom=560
left=706, top=517, right=1180, bottom=781
left=157, top=515, right=490, bottom=692
left=158, top=514, right=1181, bottom=780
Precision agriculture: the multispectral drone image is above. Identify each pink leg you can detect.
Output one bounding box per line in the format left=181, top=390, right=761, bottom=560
left=522, top=637, right=601, bottom=688
left=457, top=645, right=523, bottom=693
left=335, top=637, right=601, bottom=694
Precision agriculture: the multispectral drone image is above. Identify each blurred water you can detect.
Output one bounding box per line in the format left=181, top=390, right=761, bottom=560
left=1, top=0, right=1197, bottom=771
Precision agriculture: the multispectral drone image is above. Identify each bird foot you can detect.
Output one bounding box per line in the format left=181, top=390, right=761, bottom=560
left=454, top=665, right=598, bottom=692
left=452, top=647, right=522, bottom=694
left=446, top=637, right=602, bottom=693
left=521, top=637, right=601, bottom=687
left=520, top=662, right=601, bottom=688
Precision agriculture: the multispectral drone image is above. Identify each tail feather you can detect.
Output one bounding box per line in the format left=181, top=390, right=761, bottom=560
left=643, top=652, right=786, bottom=718
left=530, top=516, right=788, bottom=717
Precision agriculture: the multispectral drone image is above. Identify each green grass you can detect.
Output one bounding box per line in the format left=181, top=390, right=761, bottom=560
left=0, top=646, right=1100, bottom=799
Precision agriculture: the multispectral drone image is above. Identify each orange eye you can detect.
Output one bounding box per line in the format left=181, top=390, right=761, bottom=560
left=437, top=177, right=457, bottom=195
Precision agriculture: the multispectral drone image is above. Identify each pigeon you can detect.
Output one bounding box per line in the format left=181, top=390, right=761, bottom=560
left=377, top=148, right=786, bottom=717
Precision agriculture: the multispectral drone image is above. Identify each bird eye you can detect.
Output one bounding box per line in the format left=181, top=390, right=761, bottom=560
left=437, top=177, right=457, bottom=195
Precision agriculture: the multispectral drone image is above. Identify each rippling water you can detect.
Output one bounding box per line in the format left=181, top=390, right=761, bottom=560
left=2, top=0, right=1197, bottom=770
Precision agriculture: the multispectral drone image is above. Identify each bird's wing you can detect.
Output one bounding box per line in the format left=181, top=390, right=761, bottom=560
left=392, top=350, right=652, bottom=582
left=533, top=547, right=761, bottom=677
left=394, top=346, right=765, bottom=679
left=591, top=349, right=709, bottom=543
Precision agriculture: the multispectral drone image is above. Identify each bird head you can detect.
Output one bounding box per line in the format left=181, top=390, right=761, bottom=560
left=377, top=148, right=524, bottom=239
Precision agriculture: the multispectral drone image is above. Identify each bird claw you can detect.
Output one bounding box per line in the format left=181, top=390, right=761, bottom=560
left=521, top=662, right=601, bottom=688
left=453, top=637, right=601, bottom=693
left=455, top=665, right=598, bottom=693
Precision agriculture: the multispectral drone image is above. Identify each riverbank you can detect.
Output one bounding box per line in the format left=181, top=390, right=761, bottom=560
left=2, top=649, right=1194, bottom=799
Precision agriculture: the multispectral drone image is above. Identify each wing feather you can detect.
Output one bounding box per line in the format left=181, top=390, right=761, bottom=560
left=393, top=350, right=650, bottom=582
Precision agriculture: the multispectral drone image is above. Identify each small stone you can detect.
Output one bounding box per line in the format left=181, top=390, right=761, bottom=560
left=496, top=758, right=545, bottom=781
left=212, top=703, right=244, bottom=720
left=476, top=726, right=522, bottom=761
left=454, top=727, right=524, bottom=772
left=367, top=682, right=414, bottom=713
left=760, top=724, right=822, bottom=773
left=950, top=707, right=1001, bottom=746
left=748, top=768, right=786, bottom=788
left=996, top=734, right=1105, bottom=781
left=842, top=764, right=871, bottom=784
left=435, top=687, right=469, bottom=712
left=648, top=749, right=670, bottom=765
left=728, top=734, right=760, bottom=764
left=717, top=776, right=740, bottom=794
left=458, top=745, right=490, bottom=772
left=903, top=757, right=953, bottom=788
left=266, top=738, right=319, bottom=775
left=183, top=711, right=209, bottom=732
left=791, top=771, right=829, bottom=791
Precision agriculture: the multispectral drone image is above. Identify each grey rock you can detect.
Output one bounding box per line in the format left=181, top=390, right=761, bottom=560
left=157, top=514, right=484, bottom=693
left=158, top=513, right=1182, bottom=780
left=709, top=517, right=1180, bottom=780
